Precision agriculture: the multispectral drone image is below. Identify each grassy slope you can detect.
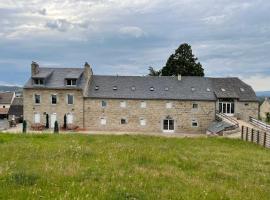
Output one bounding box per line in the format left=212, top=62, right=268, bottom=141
left=0, top=134, right=269, bottom=200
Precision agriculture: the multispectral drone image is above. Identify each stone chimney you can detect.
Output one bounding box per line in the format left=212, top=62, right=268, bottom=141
left=31, top=61, right=39, bottom=76
left=177, top=74, right=182, bottom=81
left=84, top=62, right=93, bottom=80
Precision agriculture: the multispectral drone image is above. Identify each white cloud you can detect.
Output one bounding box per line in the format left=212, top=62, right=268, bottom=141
left=119, top=26, right=145, bottom=38
left=243, top=75, right=270, bottom=91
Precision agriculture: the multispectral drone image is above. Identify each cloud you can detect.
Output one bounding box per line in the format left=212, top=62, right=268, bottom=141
left=243, top=75, right=270, bottom=92
left=45, top=19, right=73, bottom=32
left=119, top=26, right=145, bottom=38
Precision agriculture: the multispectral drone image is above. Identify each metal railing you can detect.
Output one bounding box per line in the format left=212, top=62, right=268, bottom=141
left=249, top=117, right=270, bottom=132
left=216, top=111, right=239, bottom=131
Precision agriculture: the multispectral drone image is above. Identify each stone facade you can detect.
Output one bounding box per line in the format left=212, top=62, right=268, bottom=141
left=235, top=101, right=259, bottom=121
left=23, top=89, right=84, bottom=128
left=260, top=99, right=270, bottom=121
left=84, top=99, right=216, bottom=133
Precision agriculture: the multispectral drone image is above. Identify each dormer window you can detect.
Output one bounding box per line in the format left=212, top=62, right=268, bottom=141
left=150, top=87, right=155, bottom=91
left=66, top=79, right=77, bottom=86
left=33, top=78, right=44, bottom=85
left=113, top=86, right=117, bottom=90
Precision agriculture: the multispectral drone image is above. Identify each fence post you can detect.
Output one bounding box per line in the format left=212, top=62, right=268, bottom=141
left=257, top=131, right=260, bottom=144
left=246, top=127, right=249, bottom=141
left=264, top=132, right=267, bottom=147
left=241, top=126, right=244, bottom=140
left=251, top=129, right=254, bottom=143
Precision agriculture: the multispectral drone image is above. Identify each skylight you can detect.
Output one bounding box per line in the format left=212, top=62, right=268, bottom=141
left=113, top=86, right=117, bottom=90
left=221, top=88, right=226, bottom=92
left=165, top=87, right=169, bottom=91
left=95, top=86, right=99, bottom=90
left=191, top=87, right=195, bottom=92
left=206, top=88, right=211, bottom=92
left=131, top=86, right=136, bottom=91
left=150, top=87, right=155, bottom=91
left=240, top=88, right=245, bottom=92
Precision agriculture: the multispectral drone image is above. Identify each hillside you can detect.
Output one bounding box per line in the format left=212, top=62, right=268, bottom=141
left=0, top=134, right=269, bottom=199
left=0, top=85, right=22, bottom=92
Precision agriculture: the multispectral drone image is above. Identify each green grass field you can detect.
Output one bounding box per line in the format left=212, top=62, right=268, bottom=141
left=0, top=133, right=269, bottom=200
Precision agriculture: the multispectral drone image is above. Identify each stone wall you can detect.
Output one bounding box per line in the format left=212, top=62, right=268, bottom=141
left=84, top=99, right=216, bottom=133
left=260, top=100, right=270, bottom=120
left=235, top=101, right=259, bottom=121
left=23, top=89, right=84, bottom=128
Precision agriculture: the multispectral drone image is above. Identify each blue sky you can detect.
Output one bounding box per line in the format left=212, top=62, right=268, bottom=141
left=0, top=0, right=269, bottom=91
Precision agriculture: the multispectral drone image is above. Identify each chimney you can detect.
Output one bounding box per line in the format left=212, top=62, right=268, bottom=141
left=84, top=62, right=93, bottom=80
left=31, top=61, right=39, bottom=76
left=177, top=74, right=182, bottom=81
left=265, top=97, right=269, bottom=101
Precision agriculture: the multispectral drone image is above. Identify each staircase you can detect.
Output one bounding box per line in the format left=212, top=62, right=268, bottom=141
left=207, top=112, right=239, bottom=136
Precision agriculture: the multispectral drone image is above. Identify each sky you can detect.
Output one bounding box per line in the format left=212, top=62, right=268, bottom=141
left=0, top=0, right=269, bottom=91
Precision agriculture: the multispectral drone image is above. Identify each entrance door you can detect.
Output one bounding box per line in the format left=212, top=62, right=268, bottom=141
left=51, top=113, right=57, bottom=128
left=163, top=119, right=174, bottom=133
left=67, top=113, right=73, bottom=124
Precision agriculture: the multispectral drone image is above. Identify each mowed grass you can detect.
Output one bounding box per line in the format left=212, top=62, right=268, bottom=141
left=0, top=134, right=270, bottom=200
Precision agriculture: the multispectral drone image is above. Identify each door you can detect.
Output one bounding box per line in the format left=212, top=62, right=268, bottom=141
left=51, top=113, right=57, bottom=128
left=67, top=113, right=73, bottom=124
left=34, top=113, right=40, bottom=124
left=219, top=102, right=235, bottom=116
left=163, top=119, right=174, bottom=133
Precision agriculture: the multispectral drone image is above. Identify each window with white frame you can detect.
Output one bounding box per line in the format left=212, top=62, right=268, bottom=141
left=191, top=119, right=198, bottom=127
left=67, top=94, right=74, bottom=105
left=166, top=102, right=172, bottom=109
left=33, top=78, right=44, bottom=85
left=141, top=101, right=147, bottom=108
left=51, top=94, right=57, bottom=104
left=34, top=94, right=41, bottom=104
left=140, top=118, right=146, bottom=126
left=192, top=103, right=198, bottom=109
left=101, top=100, right=107, bottom=108
left=66, top=79, right=77, bottom=86
left=120, top=101, right=126, bottom=108
left=100, top=117, right=106, bottom=125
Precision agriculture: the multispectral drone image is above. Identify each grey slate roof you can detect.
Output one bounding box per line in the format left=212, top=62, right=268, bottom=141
left=32, top=69, right=53, bottom=79
left=24, top=68, right=85, bottom=90
left=87, top=75, right=258, bottom=101
left=210, top=78, right=258, bottom=101
left=0, top=92, right=14, bottom=104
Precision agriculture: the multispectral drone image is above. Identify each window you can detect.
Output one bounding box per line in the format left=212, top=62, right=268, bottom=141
left=101, top=100, right=107, bottom=108
left=51, top=94, right=57, bottom=104
left=67, top=94, right=74, bottom=105
left=66, top=79, right=77, bottom=86
left=3, top=106, right=5, bottom=108
left=120, top=101, right=126, bottom=108
left=192, top=119, right=198, bottom=127
left=34, top=94, right=41, bottom=104
left=100, top=118, right=106, bottom=125
left=131, top=86, right=136, bottom=91
left=150, top=87, right=155, bottom=91
left=165, top=87, right=169, bottom=91
left=206, top=88, right=211, bottom=92
left=121, top=118, right=127, bottom=124
left=221, top=88, right=226, bottom=92
left=113, top=86, right=117, bottom=90
left=192, top=103, right=198, bottom=109
left=95, top=86, right=99, bottom=90
left=140, top=118, right=146, bottom=126
left=166, top=102, right=172, bottom=109
left=191, top=87, right=195, bottom=92
left=141, top=101, right=147, bottom=108
left=240, top=88, right=245, bottom=92
left=67, top=113, right=73, bottom=124
left=245, top=103, right=249, bottom=106
left=33, top=79, right=44, bottom=85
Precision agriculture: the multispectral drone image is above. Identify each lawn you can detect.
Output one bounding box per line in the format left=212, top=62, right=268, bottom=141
left=0, top=134, right=269, bottom=200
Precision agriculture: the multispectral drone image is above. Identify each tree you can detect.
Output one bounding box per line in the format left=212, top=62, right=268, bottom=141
left=22, top=120, right=27, bottom=133
left=160, top=43, right=204, bottom=76
left=54, top=121, right=59, bottom=134
left=266, top=112, right=270, bottom=124
left=45, top=114, right=49, bottom=129
left=148, top=66, right=161, bottom=76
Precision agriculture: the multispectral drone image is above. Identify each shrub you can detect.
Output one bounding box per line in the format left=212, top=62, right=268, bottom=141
left=54, top=121, right=59, bottom=134
left=22, top=120, right=27, bottom=133
left=63, top=114, right=67, bottom=130
left=266, top=112, right=270, bottom=123
left=45, top=114, right=49, bottom=129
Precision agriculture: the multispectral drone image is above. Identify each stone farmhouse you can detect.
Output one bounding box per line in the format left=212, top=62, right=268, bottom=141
left=23, top=62, right=259, bottom=133
left=260, top=98, right=270, bottom=121
left=0, top=92, right=15, bottom=119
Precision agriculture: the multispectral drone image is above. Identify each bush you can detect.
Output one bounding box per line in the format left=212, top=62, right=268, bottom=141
left=63, top=114, right=67, bottom=130
left=45, top=114, right=49, bottom=129
left=22, top=120, right=27, bottom=133
left=54, top=121, right=59, bottom=134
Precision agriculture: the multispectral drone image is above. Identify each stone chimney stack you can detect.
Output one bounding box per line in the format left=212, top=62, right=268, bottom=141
left=31, top=61, right=39, bottom=76
left=177, top=74, right=182, bottom=81
left=84, top=62, right=93, bottom=80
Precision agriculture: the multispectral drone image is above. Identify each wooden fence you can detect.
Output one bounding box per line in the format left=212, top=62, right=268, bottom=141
left=241, top=126, right=270, bottom=148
